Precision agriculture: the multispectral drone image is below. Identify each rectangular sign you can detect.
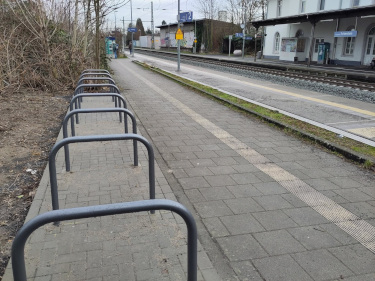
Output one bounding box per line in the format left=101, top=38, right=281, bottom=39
left=235, top=33, right=243, bottom=37
left=334, top=30, right=357, bottom=37
left=128, top=27, right=138, bottom=33
left=179, top=11, right=193, bottom=22
left=245, top=37, right=252, bottom=40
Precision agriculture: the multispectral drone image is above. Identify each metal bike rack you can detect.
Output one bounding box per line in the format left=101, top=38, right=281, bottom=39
left=11, top=199, right=198, bottom=281
left=49, top=134, right=155, bottom=211
left=70, top=93, right=128, bottom=126
left=77, top=77, right=116, bottom=87
left=62, top=108, right=138, bottom=171
left=81, top=69, right=110, bottom=74
left=79, top=73, right=112, bottom=80
left=74, top=83, right=120, bottom=96
left=76, top=78, right=117, bottom=104
left=74, top=83, right=121, bottom=107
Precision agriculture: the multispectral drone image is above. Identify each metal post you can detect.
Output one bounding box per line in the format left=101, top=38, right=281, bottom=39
left=193, top=19, right=196, bottom=54
left=177, top=0, right=181, bottom=71
left=122, top=17, right=125, bottom=54
left=151, top=1, right=154, bottom=49
left=254, top=28, right=258, bottom=62
left=242, top=1, right=246, bottom=58
left=229, top=36, right=231, bottom=56
left=131, top=0, right=134, bottom=57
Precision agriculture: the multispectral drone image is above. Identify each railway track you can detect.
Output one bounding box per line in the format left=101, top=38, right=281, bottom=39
left=135, top=49, right=375, bottom=93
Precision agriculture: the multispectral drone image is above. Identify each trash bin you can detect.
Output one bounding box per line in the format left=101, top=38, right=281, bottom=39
left=294, top=57, right=298, bottom=63
left=256, top=51, right=262, bottom=59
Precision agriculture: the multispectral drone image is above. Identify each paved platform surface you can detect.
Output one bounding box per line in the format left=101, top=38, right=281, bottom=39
left=4, top=58, right=375, bottom=281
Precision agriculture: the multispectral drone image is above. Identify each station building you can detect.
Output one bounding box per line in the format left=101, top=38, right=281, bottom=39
left=251, top=0, right=375, bottom=66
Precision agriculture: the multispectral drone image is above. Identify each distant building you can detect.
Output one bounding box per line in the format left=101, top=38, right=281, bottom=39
left=139, top=36, right=161, bottom=49
left=251, top=0, right=375, bottom=66
left=156, top=19, right=241, bottom=52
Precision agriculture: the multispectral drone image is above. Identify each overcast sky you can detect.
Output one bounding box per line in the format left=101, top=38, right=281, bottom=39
left=106, top=0, right=207, bottom=31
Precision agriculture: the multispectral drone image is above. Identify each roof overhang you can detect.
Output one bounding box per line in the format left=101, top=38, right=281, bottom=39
left=156, top=19, right=206, bottom=29
left=251, top=5, right=375, bottom=28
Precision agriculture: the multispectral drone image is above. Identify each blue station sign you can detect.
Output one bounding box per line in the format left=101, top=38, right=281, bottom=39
left=128, top=27, right=138, bottom=33
left=235, top=33, right=243, bottom=37
left=334, top=30, right=357, bottom=37
left=179, top=11, right=193, bottom=22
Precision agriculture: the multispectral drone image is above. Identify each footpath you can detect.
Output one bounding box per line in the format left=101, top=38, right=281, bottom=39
left=3, top=58, right=375, bottom=281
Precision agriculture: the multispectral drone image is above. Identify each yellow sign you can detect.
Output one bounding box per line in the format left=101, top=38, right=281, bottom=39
left=175, top=28, right=183, bottom=40
left=194, top=39, right=197, bottom=43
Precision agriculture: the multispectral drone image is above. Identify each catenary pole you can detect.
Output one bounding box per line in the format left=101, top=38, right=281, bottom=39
left=131, top=0, right=134, bottom=57
left=177, top=0, right=181, bottom=71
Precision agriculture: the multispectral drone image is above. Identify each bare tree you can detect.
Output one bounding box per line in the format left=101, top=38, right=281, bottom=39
left=196, top=0, right=221, bottom=19
left=1, top=0, right=93, bottom=92
left=92, top=0, right=127, bottom=68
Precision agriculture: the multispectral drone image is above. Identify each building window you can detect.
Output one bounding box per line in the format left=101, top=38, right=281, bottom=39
left=344, top=27, right=356, bottom=55
left=352, top=0, right=360, bottom=7
left=319, top=0, right=325, bottom=10
left=314, top=38, right=324, bottom=53
left=274, top=32, right=280, bottom=53
left=277, top=0, right=282, bottom=17
left=300, top=0, right=306, bottom=13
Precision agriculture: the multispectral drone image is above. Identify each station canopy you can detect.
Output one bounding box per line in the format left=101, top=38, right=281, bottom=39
left=251, top=5, right=375, bottom=28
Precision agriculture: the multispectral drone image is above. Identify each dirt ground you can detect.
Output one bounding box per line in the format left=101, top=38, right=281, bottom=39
left=0, top=89, right=70, bottom=279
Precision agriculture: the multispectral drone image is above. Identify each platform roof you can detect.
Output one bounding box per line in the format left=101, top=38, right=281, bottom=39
left=156, top=19, right=205, bottom=29
left=251, top=5, right=375, bottom=28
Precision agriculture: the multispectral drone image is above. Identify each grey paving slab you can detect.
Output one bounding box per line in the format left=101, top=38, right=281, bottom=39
left=8, top=58, right=375, bottom=281
left=3, top=92, right=218, bottom=281
left=111, top=58, right=375, bottom=280
left=253, top=230, right=306, bottom=255
left=287, top=225, right=343, bottom=250
left=292, top=249, right=354, bottom=281
left=220, top=214, right=265, bottom=235
left=216, top=234, right=268, bottom=261
left=252, top=255, right=314, bottom=281
left=329, top=244, right=375, bottom=275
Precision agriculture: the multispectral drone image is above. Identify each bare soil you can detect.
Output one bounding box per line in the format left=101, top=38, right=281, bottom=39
left=0, top=89, right=69, bottom=279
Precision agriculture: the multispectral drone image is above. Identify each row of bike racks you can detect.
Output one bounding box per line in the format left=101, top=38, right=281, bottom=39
left=11, top=69, right=198, bottom=281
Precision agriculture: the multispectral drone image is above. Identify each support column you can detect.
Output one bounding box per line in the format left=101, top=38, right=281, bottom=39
left=307, top=21, right=316, bottom=67
left=254, top=27, right=258, bottom=62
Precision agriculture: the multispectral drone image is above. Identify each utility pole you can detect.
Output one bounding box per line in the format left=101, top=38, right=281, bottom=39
left=241, top=0, right=245, bottom=59
left=177, top=0, right=181, bottom=71
left=131, top=0, right=134, bottom=57
left=121, top=17, right=125, bottom=53
left=151, top=1, right=154, bottom=49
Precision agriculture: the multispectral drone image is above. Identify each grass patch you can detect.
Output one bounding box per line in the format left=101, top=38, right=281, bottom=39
left=136, top=61, right=375, bottom=169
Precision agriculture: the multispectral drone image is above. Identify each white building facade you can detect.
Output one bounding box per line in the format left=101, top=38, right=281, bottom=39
left=257, top=0, right=375, bottom=66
